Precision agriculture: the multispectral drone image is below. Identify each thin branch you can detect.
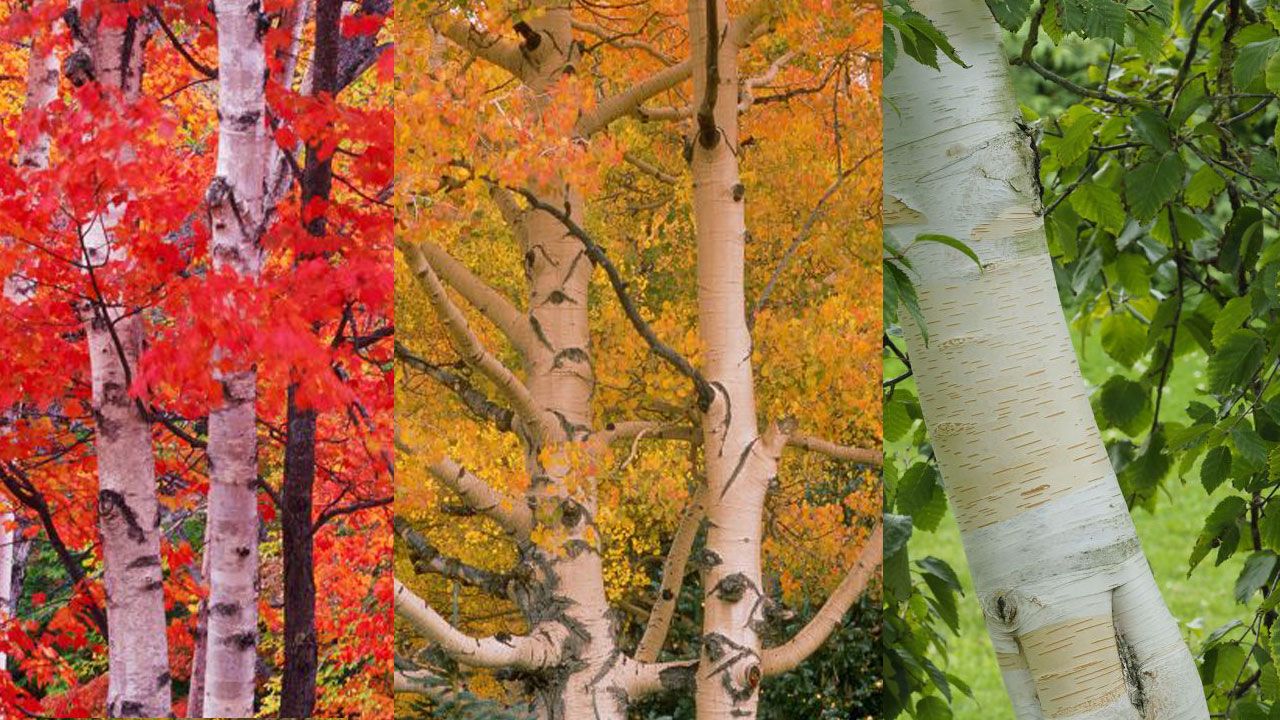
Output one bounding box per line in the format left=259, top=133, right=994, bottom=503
left=787, top=434, right=882, bottom=467
left=761, top=524, right=882, bottom=676
left=635, top=485, right=705, bottom=662
left=394, top=578, right=563, bottom=669
left=400, top=241, right=551, bottom=435
left=408, top=241, right=536, bottom=356
left=394, top=517, right=510, bottom=597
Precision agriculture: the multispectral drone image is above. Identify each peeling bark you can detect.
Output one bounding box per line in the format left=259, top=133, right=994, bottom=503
left=884, top=0, right=1207, bottom=717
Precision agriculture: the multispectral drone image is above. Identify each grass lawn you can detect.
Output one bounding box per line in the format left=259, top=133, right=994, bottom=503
left=903, top=330, right=1246, bottom=717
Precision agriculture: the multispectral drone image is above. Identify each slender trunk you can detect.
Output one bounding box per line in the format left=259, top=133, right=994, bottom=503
left=279, top=1, right=339, bottom=714
left=481, top=7, right=629, bottom=718
left=884, top=1, right=1207, bottom=717
left=685, top=2, right=776, bottom=719
left=75, top=9, right=174, bottom=717
left=203, top=0, right=269, bottom=713
left=186, top=527, right=210, bottom=717
left=0, top=33, right=61, bottom=674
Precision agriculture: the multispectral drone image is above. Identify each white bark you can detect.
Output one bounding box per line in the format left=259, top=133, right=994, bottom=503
left=684, top=1, right=781, bottom=717
left=883, top=1, right=1207, bottom=717
left=0, top=41, right=61, bottom=675
left=73, top=10, right=174, bottom=717
left=202, top=1, right=269, bottom=714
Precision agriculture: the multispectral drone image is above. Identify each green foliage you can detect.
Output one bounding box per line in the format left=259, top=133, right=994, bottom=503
left=888, top=0, right=1280, bottom=714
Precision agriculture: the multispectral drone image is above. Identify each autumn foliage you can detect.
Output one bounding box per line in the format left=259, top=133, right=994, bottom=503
left=0, top=0, right=393, bottom=714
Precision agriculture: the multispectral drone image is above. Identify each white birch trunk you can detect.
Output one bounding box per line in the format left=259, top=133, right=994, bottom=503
left=883, top=1, right=1207, bottom=717
left=688, top=2, right=776, bottom=717
left=74, top=10, right=175, bottom=717
left=202, top=1, right=268, bottom=714
left=0, top=39, right=62, bottom=675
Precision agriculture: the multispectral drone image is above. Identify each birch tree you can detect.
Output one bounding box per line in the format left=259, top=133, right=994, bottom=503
left=0, top=0, right=393, bottom=713
left=882, top=0, right=1222, bottom=716
left=396, top=1, right=882, bottom=718
left=70, top=8, right=175, bottom=715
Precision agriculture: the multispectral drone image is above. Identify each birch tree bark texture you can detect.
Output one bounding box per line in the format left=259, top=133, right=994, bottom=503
left=72, top=7, right=174, bottom=716
left=883, top=0, right=1207, bottom=717
left=203, top=0, right=269, bottom=714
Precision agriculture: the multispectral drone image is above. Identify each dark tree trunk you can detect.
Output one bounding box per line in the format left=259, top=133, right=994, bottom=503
left=279, top=0, right=338, bottom=715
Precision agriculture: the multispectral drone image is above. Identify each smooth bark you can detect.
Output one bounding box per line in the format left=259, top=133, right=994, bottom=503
left=884, top=1, right=1207, bottom=717
left=203, top=0, right=269, bottom=713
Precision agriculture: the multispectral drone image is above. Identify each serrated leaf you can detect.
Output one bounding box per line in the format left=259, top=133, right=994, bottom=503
left=1100, top=313, right=1147, bottom=365
left=1114, top=253, right=1150, bottom=297
left=1236, top=551, right=1277, bottom=603
left=985, top=0, right=1034, bottom=29
left=1097, top=376, right=1151, bottom=436
left=1190, top=496, right=1247, bottom=572
left=1214, top=296, right=1254, bottom=349
left=1202, top=446, right=1232, bottom=493
left=1235, top=39, right=1280, bottom=89
left=1124, top=152, right=1186, bottom=222
left=1058, top=0, right=1127, bottom=42
left=1208, top=329, right=1266, bottom=394
left=1185, top=164, right=1226, bottom=209
left=1071, top=182, right=1125, bottom=233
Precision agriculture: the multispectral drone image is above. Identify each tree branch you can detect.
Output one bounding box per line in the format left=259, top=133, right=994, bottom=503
left=408, top=241, right=536, bottom=356
left=401, top=241, right=551, bottom=435
left=635, top=486, right=705, bottom=662
left=394, top=516, right=510, bottom=597
left=432, top=16, right=525, bottom=78
left=577, top=59, right=693, bottom=137
left=787, top=434, right=882, bottom=467
left=395, top=341, right=517, bottom=433
left=394, top=578, right=563, bottom=669
left=761, top=524, right=881, bottom=676
left=395, top=438, right=533, bottom=537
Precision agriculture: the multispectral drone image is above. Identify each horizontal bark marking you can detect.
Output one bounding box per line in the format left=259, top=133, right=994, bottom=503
left=1019, top=614, right=1125, bottom=717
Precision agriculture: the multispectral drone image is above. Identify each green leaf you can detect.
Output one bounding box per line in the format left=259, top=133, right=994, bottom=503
left=916, top=694, right=952, bottom=720
left=1236, top=551, right=1278, bottom=603
left=1184, top=164, right=1225, bottom=209
left=1100, top=313, right=1147, bottom=366
left=1124, top=152, right=1186, bottom=222
left=1190, top=496, right=1247, bottom=572
left=1058, top=0, right=1127, bottom=42
left=914, top=233, right=982, bottom=269
left=1071, top=182, right=1125, bottom=233
left=1202, top=446, right=1232, bottom=494
left=1096, top=376, right=1151, bottom=436
left=1260, top=508, right=1280, bottom=553
left=1056, top=107, right=1102, bottom=167
left=1113, top=253, right=1150, bottom=298
left=1131, top=109, right=1172, bottom=153
left=985, top=0, right=1033, bottom=30
left=886, top=261, right=929, bottom=345
left=1234, top=39, right=1280, bottom=89
left=1213, top=296, right=1254, bottom=349
left=1208, top=329, right=1266, bottom=394
left=884, top=513, right=913, bottom=559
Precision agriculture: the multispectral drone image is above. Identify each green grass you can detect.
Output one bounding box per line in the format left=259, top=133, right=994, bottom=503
left=905, top=330, right=1246, bottom=717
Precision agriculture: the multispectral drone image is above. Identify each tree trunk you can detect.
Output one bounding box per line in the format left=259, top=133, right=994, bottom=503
left=203, top=0, right=269, bottom=714
left=883, top=1, right=1208, bottom=717
left=74, top=9, right=174, bottom=717
left=279, top=0, right=339, bottom=714
left=685, top=2, right=776, bottom=718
